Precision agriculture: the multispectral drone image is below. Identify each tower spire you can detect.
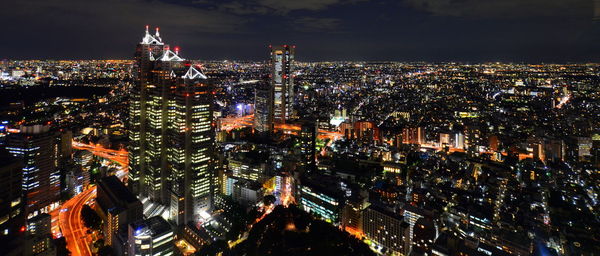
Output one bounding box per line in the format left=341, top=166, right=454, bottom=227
left=155, top=27, right=160, bottom=37
left=145, top=25, right=149, bottom=35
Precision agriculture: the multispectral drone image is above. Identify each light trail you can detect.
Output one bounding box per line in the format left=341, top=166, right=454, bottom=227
left=218, top=115, right=344, bottom=142
left=218, top=114, right=254, bottom=131
left=59, top=186, right=96, bottom=256
left=72, top=141, right=128, bottom=168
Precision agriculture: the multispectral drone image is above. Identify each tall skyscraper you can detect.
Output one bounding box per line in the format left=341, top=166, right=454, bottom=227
left=168, top=67, right=215, bottom=225
left=298, top=120, right=317, bottom=171
left=129, top=25, right=169, bottom=200
left=129, top=26, right=215, bottom=224
left=270, top=45, right=295, bottom=124
left=6, top=125, right=60, bottom=219
left=0, top=149, right=24, bottom=240
left=254, top=81, right=274, bottom=133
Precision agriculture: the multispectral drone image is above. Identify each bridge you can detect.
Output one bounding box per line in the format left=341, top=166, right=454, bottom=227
left=72, top=141, right=129, bottom=168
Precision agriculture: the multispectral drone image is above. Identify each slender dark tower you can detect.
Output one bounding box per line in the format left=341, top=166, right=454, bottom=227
left=254, top=81, right=274, bottom=133
left=270, top=45, right=295, bottom=124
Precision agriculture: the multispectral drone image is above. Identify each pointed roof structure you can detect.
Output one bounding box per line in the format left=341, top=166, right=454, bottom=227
left=182, top=65, right=208, bottom=80
left=158, top=49, right=184, bottom=62
left=141, top=25, right=164, bottom=45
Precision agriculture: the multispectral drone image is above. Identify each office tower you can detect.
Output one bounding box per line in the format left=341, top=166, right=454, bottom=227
left=402, top=204, right=429, bottom=254
left=128, top=216, right=174, bottom=256
left=97, top=176, right=143, bottom=248
left=23, top=214, right=56, bottom=256
left=362, top=205, right=407, bottom=255
left=227, top=156, right=268, bottom=182
left=270, top=45, right=295, bottom=124
left=454, top=131, right=465, bottom=149
left=129, top=26, right=172, bottom=203
left=6, top=125, right=60, bottom=219
left=129, top=26, right=214, bottom=225
left=403, top=127, right=425, bottom=145
left=232, top=178, right=264, bottom=207
left=298, top=120, right=317, bottom=171
left=0, top=149, right=24, bottom=240
left=168, top=69, right=215, bottom=225
left=254, top=81, right=274, bottom=133
left=26, top=213, right=51, bottom=236
left=341, top=190, right=368, bottom=235
left=299, top=174, right=345, bottom=225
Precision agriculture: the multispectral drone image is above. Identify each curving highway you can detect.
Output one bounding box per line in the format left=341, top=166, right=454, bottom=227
left=59, top=186, right=96, bottom=256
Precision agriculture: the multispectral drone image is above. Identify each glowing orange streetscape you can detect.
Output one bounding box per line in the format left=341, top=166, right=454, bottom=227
left=218, top=114, right=344, bottom=142
left=55, top=141, right=130, bottom=256
left=72, top=141, right=129, bottom=168
left=58, top=186, right=97, bottom=256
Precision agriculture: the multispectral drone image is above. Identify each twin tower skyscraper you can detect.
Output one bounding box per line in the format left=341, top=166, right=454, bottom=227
left=128, top=26, right=214, bottom=225
left=128, top=26, right=296, bottom=225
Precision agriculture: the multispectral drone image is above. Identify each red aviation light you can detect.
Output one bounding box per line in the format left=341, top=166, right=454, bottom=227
left=20, top=226, right=26, bottom=232
left=269, top=45, right=272, bottom=48
left=175, top=46, right=180, bottom=54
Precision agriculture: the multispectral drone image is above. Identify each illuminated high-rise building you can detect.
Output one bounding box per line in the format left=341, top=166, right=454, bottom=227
left=270, top=45, right=295, bottom=124
left=129, top=26, right=215, bottom=224
left=298, top=120, right=317, bottom=171
left=6, top=125, right=60, bottom=219
left=129, top=25, right=169, bottom=199
left=254, top=81, right=274, bottom=133
left=168, top=68, right=215, bottom=225
left=128, top=216, right=173, bottom=256
left=0, top=149, right=24, bottom=241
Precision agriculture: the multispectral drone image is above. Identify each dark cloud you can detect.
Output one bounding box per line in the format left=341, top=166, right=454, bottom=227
left=403, top=0, right=592, bottom=18
left=197, top=0, right=367, bottom=15
left=256, top=0, right=356, bottom=14
left=0, top=0, right=598, bottom=61
left=293, top=17, right=343, bottom=32
left=2, top=0, right=248, bottom=33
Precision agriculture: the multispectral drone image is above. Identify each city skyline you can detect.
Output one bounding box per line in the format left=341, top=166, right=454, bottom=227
left=1, top=1, right=599, bottom=256
left=1, top=0, right=600, bottom=62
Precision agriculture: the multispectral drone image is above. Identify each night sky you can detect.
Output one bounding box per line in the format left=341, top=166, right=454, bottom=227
left=1, top=0, right=599, bottom=62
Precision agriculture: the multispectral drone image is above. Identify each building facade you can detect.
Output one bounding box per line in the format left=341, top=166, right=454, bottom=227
left=6, top=125, right=60, bottom=219
left=254, top=82, right=274, bottom=133
left=128, top=26, right=215, bottom=225
left=270, top=45, right=295, bottom=124
left=128, top=216, right=174, bottom=256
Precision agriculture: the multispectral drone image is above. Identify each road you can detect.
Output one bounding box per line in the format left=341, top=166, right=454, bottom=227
left=72, top=141, right=129, bottom=167
left=217, top=114, right=344, bottom=141
left=59, top=186, right=97, bottom=256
